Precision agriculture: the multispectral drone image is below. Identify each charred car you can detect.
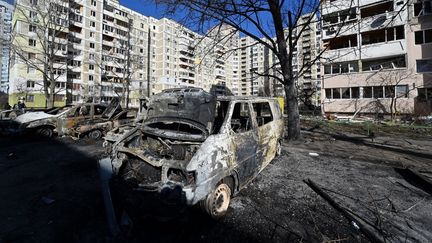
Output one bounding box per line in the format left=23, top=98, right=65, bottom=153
left=99, top=88, right=283, bottom=226
left=11, top=100, right=129, bottom=138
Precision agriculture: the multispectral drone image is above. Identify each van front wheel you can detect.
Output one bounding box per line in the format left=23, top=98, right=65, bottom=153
left=200, top=183, right=231, bottom=220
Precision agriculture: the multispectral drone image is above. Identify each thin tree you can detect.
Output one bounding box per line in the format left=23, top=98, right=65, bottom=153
left=97, top=16, right=143, bottom=108
left=11, top=0, right=71, bottom=108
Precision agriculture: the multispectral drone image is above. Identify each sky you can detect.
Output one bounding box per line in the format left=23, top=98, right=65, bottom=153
left=120, top=0, right=168, bottom=20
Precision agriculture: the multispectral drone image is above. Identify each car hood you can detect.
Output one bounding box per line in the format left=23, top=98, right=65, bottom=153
left=142, top=117, right=209, bottom=142
left=14, top=112, right=57, bottom=124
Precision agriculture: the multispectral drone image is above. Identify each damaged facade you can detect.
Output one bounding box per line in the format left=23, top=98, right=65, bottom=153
left=321, top=0, right=432, bottom=117
left=100, top=88, right=284, bottom=222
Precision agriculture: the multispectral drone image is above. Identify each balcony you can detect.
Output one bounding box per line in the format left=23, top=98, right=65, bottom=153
left=321, top=0, right=355, bottom=15
left=360, top=11, right=406, bottom=33
left=359, top=0, right=389, bottom=7
left=322, top=21, right=359, bottom=40
left=360, top=40, right=406, bottom=59
left=322, top=47, right=360, bottom=63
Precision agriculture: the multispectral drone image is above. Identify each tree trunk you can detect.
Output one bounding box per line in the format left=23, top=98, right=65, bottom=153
left=284, top=80, right=301, bottom=140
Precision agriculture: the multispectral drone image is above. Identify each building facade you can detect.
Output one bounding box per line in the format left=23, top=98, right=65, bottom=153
left=320, top=0, right=432, bottom=117
left=0, top=0, right=13, bottom=94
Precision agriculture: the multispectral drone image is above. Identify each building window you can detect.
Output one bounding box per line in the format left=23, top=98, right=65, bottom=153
left=26, top=95, right=34, bottom=102
left=28, top=39, right=36, bottom=46
left=90, top=43, right=95, bottom=49
left=396, top=85, right=409, bottom=98
left=373, top=86, right=384, bottom=98
left=90, top=21, right=96, bottom=27
left=362, top=55, right=406, bottom=71
left=91, top=10, right=96, bottom=17
left=418, top=88, right=432, bottom=101
left=27, top=80, right=35, bottom=88
left=89, top=75, right=94, bottom=81
left=89, top=64, right=94, bottom=70
left=363, top=87, right=373, bottom=98
left=414, top=1, right=432, bottom=17
left=416, top=59, right=432, bottom=73
left=29, top=11, right=37, bottom=19
left=415, top=29, right=432, bottom=44
left=351, top=87, right=360, bottom=98
left=28, top=24, right=36, bottom=32
left=90, top=32, right=95, bottom=38
left=30, top=0, right=37, bottom=5
left=89, top=53, right=95, bottom=59
left=91, top=0, right=96, bottom=6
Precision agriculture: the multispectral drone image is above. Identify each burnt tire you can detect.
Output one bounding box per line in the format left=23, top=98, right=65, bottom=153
left=36, top=127, right=53, bottom=138
left=89, top=130, right=103, bottom=140
left=200, top=182, right=231, bottom=220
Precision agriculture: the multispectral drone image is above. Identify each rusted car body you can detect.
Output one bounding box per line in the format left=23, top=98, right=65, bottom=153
left=99, top=88, right=283, bottom=227
left=68, top=99, right=135, bottom=139
left=10, top=100, right=129, bottom=138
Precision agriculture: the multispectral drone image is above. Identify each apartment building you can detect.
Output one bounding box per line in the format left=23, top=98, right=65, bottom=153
left=9, top=0, right=158, bottom=107
left=320, top=0, right=432, bottom=117
left=295, top=13, right=322, bottom=107
left=0, top=0, right=13, bottom=94
left=10, top=0, right=316, bottom=108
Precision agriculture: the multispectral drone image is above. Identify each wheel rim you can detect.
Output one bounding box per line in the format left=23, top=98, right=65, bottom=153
left=40, top=128, right=52, bottom=137
left=211, top=184, right=231, bottom=216
left=91, top=130, right=102, bottom=139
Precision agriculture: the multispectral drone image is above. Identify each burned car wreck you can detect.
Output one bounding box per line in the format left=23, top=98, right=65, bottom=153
left=100, top=88, right=284, bottom=226
left=9, top=99, right=131, bottom=139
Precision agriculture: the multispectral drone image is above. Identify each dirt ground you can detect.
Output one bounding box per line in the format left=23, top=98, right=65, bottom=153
left=0, top=121, right=431, bottom=243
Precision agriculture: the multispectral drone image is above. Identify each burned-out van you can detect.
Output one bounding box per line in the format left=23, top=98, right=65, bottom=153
left=99, top=88, right=283, bottom=227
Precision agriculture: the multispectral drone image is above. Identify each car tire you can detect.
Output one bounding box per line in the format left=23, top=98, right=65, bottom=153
left=89, top=130, right=103, bottom=140
left=36, top=127, right=53, bottom=138
left=276, top=140, right=282, bottom=157
left=200, top=182, right=231, bottom=220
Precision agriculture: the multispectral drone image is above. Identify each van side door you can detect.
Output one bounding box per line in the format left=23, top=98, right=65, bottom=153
left=252, top=101, right=279, bottom=167
left=228, top=101, right=260, bottom=187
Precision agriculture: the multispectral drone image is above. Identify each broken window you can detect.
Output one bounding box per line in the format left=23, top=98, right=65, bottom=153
left=351, top=87, right=360, bottom=98
left=341, top=88, right=350, bottom=99
left=328, top=34, right=357, bottom=50
left=230, top=102, right=252, bottom=133
left=385, top=86, right=394, bottom=98
left=94, top=105, right=106, bottom=115
left=396, top=85, right=409, bottom=98
left=362, top=55, right=406, bottom=71
left=213, top=101, right=229, bottom=134
left=253, top=102, right=273, bottom=126
left=414, top=1, right=432, bottom=16
left=360, top=1, right=393, bottom=18
left=363, top=87, right=373, bottom=98
left=373, top=86, right=384, bottom=98
left=332, top=88, right=341, bottom=99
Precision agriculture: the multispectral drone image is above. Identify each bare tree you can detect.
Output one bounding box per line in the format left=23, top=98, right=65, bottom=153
left=11, top=0, right=71, bottom=108
left=153, top=0, right=341, bottom=140
left=97, top=16, right=144, bottom=108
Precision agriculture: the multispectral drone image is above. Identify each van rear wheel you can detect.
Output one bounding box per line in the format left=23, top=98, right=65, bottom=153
left=200, top=183, right=231, bottom=219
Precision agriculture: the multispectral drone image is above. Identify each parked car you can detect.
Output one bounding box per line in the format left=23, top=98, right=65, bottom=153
left=10, top=99, right=129, bottom=138
left=99, top=88, right=284, bottom=230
